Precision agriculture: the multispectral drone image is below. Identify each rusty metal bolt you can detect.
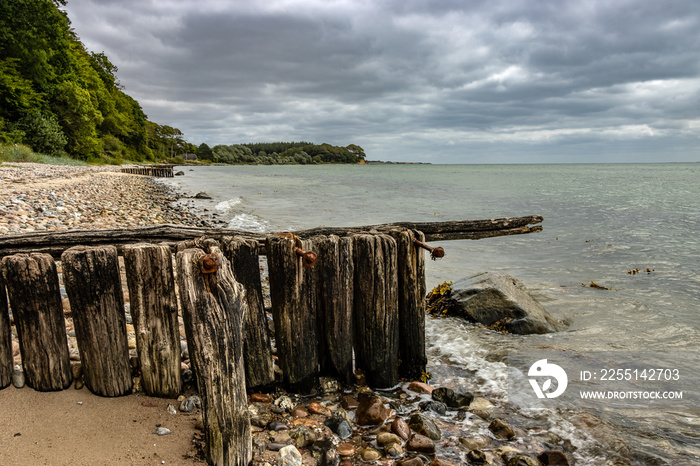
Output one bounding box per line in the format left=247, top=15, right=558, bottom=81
left=414, top=240, right=445, bottom=260
left=198, top=254, right=219, bottom=274
left=295, top=248, right=318, bottom=268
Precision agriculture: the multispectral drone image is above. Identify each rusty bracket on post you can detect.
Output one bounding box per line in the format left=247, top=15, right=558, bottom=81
left=295, top=247, right=318, bottom=268
left=414, top=239, right=445, bottom=260
left=197, top=253, right=219, bottom=293
left=278, top=232, right=318, bottom=268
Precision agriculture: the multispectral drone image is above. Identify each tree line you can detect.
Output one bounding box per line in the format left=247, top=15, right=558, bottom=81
left=194, top=142, right=366, bottom=165
left=0, top=0, right=364, bottom=165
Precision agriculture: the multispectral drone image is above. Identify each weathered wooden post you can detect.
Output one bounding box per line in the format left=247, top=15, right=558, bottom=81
left=122, top=243, right=181, bottom=398
left=353, top=233, right=400, bottom=388
left=0, top=253, right=72, bottom=391
left=266, top=235, right=319, bottom=393
left=314, top=235, right=354, bottom=384
left=61, top=246, right=132, bottom=397
left=222, top=237, right=274, bottom=391
left=389, top=229, right=427, bottom=379
left=176, top=240, right=252, bottom=466
left=0, top=269, right=11, bottom=389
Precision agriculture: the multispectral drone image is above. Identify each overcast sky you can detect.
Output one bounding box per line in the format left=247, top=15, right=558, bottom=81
left=63, top=0, right=700, bottom=163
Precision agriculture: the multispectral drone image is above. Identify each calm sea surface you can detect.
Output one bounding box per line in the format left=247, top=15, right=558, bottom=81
left=162, top=163, right=700, bottom=464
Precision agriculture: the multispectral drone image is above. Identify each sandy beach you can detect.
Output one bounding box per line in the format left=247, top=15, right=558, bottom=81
left=1, top=163, right=209, bottom=465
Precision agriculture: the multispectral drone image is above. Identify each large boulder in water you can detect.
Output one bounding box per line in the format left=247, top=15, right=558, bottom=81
left=449, top=272, right=563, bottom=334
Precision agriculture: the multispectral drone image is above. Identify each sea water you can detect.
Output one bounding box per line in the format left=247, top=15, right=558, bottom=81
left=162, top=163, right=700, bottom=464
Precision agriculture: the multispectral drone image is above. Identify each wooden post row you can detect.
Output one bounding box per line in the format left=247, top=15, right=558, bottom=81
left=222, top=237, right=275, bottom=391
left=389, top=229, right=427, bottom=380
left=315, top=235, right=354, bottom=385
left=1, top=253, right=72, bottom=391
left=265, top=231, right=426, bottom=391
left=61, top=246, right=132, bottom=397
left=266, top=235, right=319, bottom=393
left=176, top=240, right=252, bottom=466
left=122, top=243, right=181, bottom=398
left=0, top=265, right=12, bottom=389
left=353, top=233, right=400, bottom=389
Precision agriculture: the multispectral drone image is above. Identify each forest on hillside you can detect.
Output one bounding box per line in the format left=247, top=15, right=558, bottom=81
left=0, top=0, right=364, bottom=164
left=0, top=0, right=185, bottom=162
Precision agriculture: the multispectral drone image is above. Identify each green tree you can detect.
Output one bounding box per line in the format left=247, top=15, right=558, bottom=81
left=197, top=142, right=213, bottom=160
left=53, top=80, right=103, bottom=159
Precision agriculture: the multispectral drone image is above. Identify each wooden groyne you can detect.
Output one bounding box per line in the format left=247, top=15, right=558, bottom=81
left=0, top=215, right=543, bottom=259
left=0, top=216, right=542, bottom=464
left=120, top=165, right=174, bottom=177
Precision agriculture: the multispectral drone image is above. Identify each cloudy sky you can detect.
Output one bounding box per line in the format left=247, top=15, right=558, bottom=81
left=63, top=0, right=700, bottom=163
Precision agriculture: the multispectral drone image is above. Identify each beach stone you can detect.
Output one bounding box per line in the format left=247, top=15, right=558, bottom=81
left=449, top=272, right=563, bottom=334
left=459, top=436, right=489, bottom=450
left=489, top=419, right=516, bottom=440
left=274, top=395, right=294, bottom=412
left=320, top=377, right=340, bottom=394
left=289, top=425, right=316, bottom=448
left=268, top=421, right=288, bottom=431
left=279, top=445, right=303, bottom=466
left=179, top=395, right=201, bottom=412
left=11, top=371, right=25, bottom=388
left=250, top=393, right=272, bottom=403
left=431, top=387, right=474, bottom=409
left=74, top=379, right=84, bottom=390
left=430, top=459, right=459, bottom=466
left=537, top=450, right=570, bottom=465
left=420, top=400, right=447, bottom=415
left=292, top=407, right=308, bottom=418
left=153, top=427, right=172, bottom=436
left=166, top=404, right=177, bottom=415
left=407, top=381, right=434, bottom=394
left=377, top=432, right=402, bottom=447
left=391, top=417, right=411, bottom=440
left=406, top=434, right=436, bottom=454
left=250, top=402, right=273, bottom=427
left=398, top=459, right=423, bottom=466
left=467, top=449, right=487, bottom=464
left=356, top=395, right=389, bottom=425
left=469, top=397, right=495, bottom=419
left=324, top=415, right=353, bottom=440
left=175, top=171, right=185, bottom=176
left=506, top=455, right=542, bottom=466
left=194, top=192, right=212, bottom=199
left=360, top=448, right=381, bottom=461
left=308, top=401, right=331, bottom=416
left=336, top=442, right=355, bottom=457
left=386, top=442, right=404, bottom=457
left=409, top=413, right=441, bottom=440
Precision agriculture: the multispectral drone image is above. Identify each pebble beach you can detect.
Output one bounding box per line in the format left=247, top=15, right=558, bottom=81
left=0, top=162, right=207, bottom=234
left=0, top=163, right=585, bottom=466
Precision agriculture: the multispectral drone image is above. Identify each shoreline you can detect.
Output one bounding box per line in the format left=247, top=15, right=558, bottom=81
left=0, top=162, right=664, bottom=465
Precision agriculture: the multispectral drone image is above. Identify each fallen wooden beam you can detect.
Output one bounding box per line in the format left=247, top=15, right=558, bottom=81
left=0, top=215, right=543, bottom=258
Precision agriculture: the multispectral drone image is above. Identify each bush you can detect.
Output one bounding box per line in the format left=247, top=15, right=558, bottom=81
left=19, top=110, right=68, bottom=157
